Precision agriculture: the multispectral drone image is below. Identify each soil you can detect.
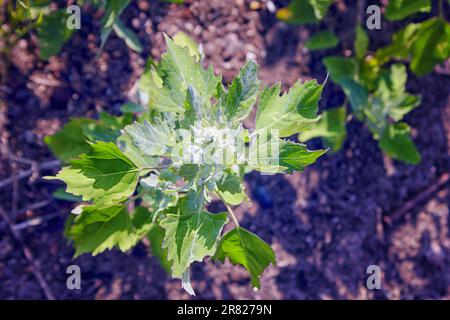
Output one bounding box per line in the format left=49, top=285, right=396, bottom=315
left=0, top=0, right=449, bottom=300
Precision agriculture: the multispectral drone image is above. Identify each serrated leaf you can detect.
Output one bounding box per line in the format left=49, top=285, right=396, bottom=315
left=299, top=106, right=347, bottom=152
left=160, top=208, right=228, bottom=278
left=364, top=64, right=421, bottom=139
left=45, top=113, right=133, bottom=163
left=256, top=80, right=322, bottom=137
left=374, top=64, right=421, bottom=122
left=82, top=112, right=133, bottom=142
left=45, top=118, right=93, bottom=162
left=379, top=123, right=421, bottom=164
left=37, top=9, right=74, bottom=59
left=116, top=133, right=159, bottom=169
left=385, top=0, right=431, bottom=21
left=124, top=119, right=176, bottom=156
left=278, top=140, right=327, bottom=173
left=140, top=67, right=183, bottom=112
left=173, top=32, right=200, bottom=60
left=46, top=141, right=140, bottom=208
left=159, top=33, right=221, bottom=108
left=224, top=60, right=260, bottom=122
left=216, top=170, right=246, bottom=205
left=305, top=30, right=339, bottom=51
left=214, top=227, right=276, bottom=289
left=68, top=205, right=135, bottom=257
left=248, top=135, right=326, bottom=173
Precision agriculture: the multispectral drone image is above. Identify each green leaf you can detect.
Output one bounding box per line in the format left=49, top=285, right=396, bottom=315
left=355, top=26, right=368, bottom=60
left=68, top=205, right=135, bottom=257
left=141, top=33, right=221, bottom=114
left=45, top=113, right=133, bottom=163
left=53, top=188, right=82, bottom=202
left=409, top=18, right=450, bottom=76
left=216, top=170, right=246, bottom=205
left=256, top=80, right=322, bottom=137
left=180, top=85, right=202, bottom=128
left=298, top=106, right=347, bottom=152
left=37, top=9, right=74, bottom=59
left=179, top=189, right=204, bottom=215
left=376, top=18, right=450, bottom=76
left=112, top=19, right=143, bottom=53
left=385, top=0, right=431, bottom=21
left=159, top=33, right=221, bottom=109
left=131, top=206, right=154, bottom=240
left=323, top=57, right=368, bottom=112
left=124, top=119, right=176, bottom=157
left=278, top=140, right=327, bottom=173
left=374, top=64, right=421, bottom=122
left=116, top=133, right=159, bottom=169
left=140, top=182, right=178, bottom=219
left=160, top=208, right=228, bottom=278
left=224, top=60, right=260, bottom=122
left=178, top=164, right=199, bottom=181
left=379, top=123, right=421, bottom=164
left=214, top=227, right=276, bottom=289
left=364, top=64, right=420, bottom=137
left=277, top=0, right=333, bottom=24
left=139, top=67, right=183, bottom=113
left=45, top=118, right=93, bottom=162
left=46, top=141, right=140, bottom=208
left=147, top=223, right=172, bottom=273
left=305, top=30, right=339, bottom=51
left=375, top=23, right=421, bottom=64
left=82, top=112, right=133, bottom=142
left=173, top=32, right=201, bottom=60
left=98, top=0, right=130, bottom=54
left=120, top=102, right=145, bottom=113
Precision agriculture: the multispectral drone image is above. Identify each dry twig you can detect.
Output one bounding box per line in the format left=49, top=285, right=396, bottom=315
left=386, top=172, right=450, bottom=224
left=0, top=159, right=60, bottom=189
left=0, top=204, right=56, bottom=300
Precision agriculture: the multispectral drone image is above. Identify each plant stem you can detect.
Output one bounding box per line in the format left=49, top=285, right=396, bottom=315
left=355, top=0, right=366, bottom=26
left=129, top=190, right=146, bottom=202
left=439, top=0, right=444, bottom=18
left=225, top=202, right=240, bottom=227
left=217, top=192, right=240, bottom=227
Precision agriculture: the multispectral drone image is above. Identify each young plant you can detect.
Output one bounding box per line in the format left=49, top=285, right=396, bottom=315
left=45, top=33, right=327, bottom=295
left=276, top=0, right=450, bottom=76
left=376, top=11, right=450, bottom=76
left=300, top=26, right=422, bottom=164
left=285, top=2, right=447, bottom=163
left=0, top=0, right=143, bottom=61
